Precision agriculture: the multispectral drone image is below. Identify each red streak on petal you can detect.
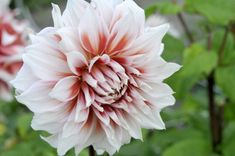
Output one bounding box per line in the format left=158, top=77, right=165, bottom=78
left=83, top=109, right=93, bottom=129
left=98, top=32, right=107, bottom=54
left=4, top=61, right=22, bottom=74
left=107, top=33, right=129, bottom=55
left=67, top=98, right=78, bottom=113
left=70, top=80, right=80, bottom=99
left=81, top=34, right=95, bottom=54
left=113, top=57, right=129, bottom=65
left=113, top=36, right=128, bottom=53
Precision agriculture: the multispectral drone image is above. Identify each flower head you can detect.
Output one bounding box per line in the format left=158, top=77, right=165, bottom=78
left=12, top=0, right=180, bottom=155
left=0, top=0, right=27, bottom=101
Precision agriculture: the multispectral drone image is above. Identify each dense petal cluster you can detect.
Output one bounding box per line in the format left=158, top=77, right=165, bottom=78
left=12, top=0, right=180, bottom=155
left=0, top=0, right=26, bottom=101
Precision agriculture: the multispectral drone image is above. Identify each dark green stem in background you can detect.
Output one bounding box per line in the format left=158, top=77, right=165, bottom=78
left=207, top=26, right=228, bottom=155
left=207, top=30, right=220, bottom=152
left=218, top=27, right=229, bottom=65
left=177, top=13, right=194, bottom=44
left=172, top=0, right=194, bottom=44
left=207, top=71, right=221, bottom=154
left=89, top=146, right=96, bottom=156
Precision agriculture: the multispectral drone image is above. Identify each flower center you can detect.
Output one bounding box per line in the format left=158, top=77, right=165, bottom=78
left=107, top=82, right=128, bottom=102
left=83, top=56, right=129, bottom=105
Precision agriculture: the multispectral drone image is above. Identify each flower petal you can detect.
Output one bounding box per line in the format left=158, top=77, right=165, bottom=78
left=11, top=64, right=38, bottom=91
left=66, top=51, right=88, bottom=75
left=16, top=81, right=62, bottom=113
left=123, top=24, right=169, bottom=56
left=51, top=3, right=63, bottom=28
left=79, top=6, right=109, bottom=55
left=62, top=0, right=88, bottom=27
left=50, top=76, right=80, bottom=102
left=107, top=9, right=138, bottom=54
left=23, top=44, right=70, bottom=81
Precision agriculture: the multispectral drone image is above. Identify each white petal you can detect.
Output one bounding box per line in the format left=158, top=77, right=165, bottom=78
left=91, top=66, right=106, bottom=83
left=16, top=81, right=62, bottom=113
left=144, top=62, right=181, bottom=82
left=119, top=0, right=145, bottom=33
left=79, top=6, right=109, bottom=55
left=81, top=83, right=94, bottom=107
left=23, top=45, right=70, bottom=81
left=57, top=27, right=84, bottom=53
left=50, top=76, right=80, bottom=102
left=123, top=24, right=169, bottom=56
left=32, top=105, right=68, bottom=133
left=93, top=108, right=110, bottom=125
left=141, top=82, right=174, bottom=98
left=62, top=122, right=83, bottom=138
left=62, top=0, right=88, bottom=27
left=91, top=0, right=114, bottom=26
left=82, top=72, right=98, bottom=88
left=107, top=9, right=138, bottom=53
left=41, top=135, right=59, bottom=148
left=57, top=118, right=96, bottom=155
left=11, top=64, right=38, bottom=91
left=66, top=51, right=88, bottom=75
left=51, top=3, right=63, bottom=28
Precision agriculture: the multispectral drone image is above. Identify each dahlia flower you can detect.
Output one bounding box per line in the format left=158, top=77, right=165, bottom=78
left=0, top=0, right=26, bottom=101
left=12, top=0, right=180, bottom=155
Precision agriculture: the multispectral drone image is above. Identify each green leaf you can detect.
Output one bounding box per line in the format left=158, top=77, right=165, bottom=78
left=223, top=140, right=235, bottom=156
left=215, top=65, right=235, bottom=102
left=162, top=139, right=211, bottom=156
left=17, top=113, right=33, bottom=138
left=167, top=44, right=218, bottom=100
left=163, top=34, right=184, bottom=61
left=182, top=44, right=218, bottom=77
left=152, top=128, right=204, bottom=149
left=145, top=2, right=182, bottom=17
left=222, top=122, right=235, bottom=156
left=115, top=140, right=154, bottom=156
left=224, top=102, right=235, bottom=121
left=185, top=0, right=235, bottom=25
left=156, top=2, right=182, bottom=15
left=212, top=30, right=235, bottom=66
left=145, top=5, right=158, bottom=18
left=0, top=123, right=6, bottom=136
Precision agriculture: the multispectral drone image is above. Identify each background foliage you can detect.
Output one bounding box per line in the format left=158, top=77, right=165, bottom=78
left=1, top=0, right=235, bottom=155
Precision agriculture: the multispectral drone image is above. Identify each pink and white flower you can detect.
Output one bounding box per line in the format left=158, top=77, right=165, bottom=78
left=0, top=0, right=27, bottom=101
left=12, top=0, right=180, bottom=155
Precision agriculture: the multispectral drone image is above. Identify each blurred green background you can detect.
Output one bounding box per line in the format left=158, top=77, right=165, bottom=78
left=1, top=0, right=235, bottom=155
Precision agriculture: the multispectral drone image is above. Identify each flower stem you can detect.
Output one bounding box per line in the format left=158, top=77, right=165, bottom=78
left=218, top=27, right=229, bottom=65
left=89, top=146, right=96, bottom=156
left=207, top=71, right=221, bottom=153
left=206, top=26, right=228, bottom=155
left=177, top=13, right=194, bottom=44
left=172, top=0, right=194, bottom=44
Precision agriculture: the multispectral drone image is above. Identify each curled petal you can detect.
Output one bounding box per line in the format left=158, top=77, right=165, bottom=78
left=66, top=51, right=88, bottom=75
left=50, top=76, right=80, bottom=102
left=52, top=3, right=63, bottom=28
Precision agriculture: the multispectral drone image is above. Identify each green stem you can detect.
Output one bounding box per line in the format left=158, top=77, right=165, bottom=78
left=218, top=27, right=229, bottom=65
left=89, top=146, right=96, bottom=156
left=207, top=26, right=229, bottom=155
left=172, top=0, right=194, bottom=43
left=177, top=13, right=194, bottom=44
